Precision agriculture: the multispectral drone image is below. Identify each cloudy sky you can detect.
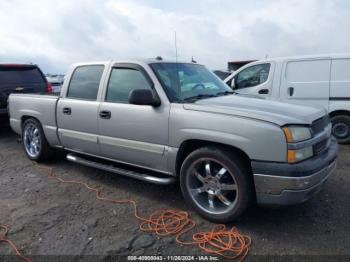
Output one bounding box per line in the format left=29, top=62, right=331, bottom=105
left=0, top=0, right=349, bottom=73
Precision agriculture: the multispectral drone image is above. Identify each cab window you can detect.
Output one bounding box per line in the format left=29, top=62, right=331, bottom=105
left=106, top=68, right=152, bottom=103
left=235, top=63, right=270, bottom=89
left=67, top=65, right=104, bottom=100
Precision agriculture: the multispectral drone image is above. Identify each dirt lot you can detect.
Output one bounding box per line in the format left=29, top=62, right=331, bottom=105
left=0, top=121, right=350, bottom=261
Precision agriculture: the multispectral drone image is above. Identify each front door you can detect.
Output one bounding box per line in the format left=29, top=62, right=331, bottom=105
left=98, top=64, right=169, bottom=172
left=57, top=64, right=105, bottom=155
left=233, top=63, right=273, bottom=97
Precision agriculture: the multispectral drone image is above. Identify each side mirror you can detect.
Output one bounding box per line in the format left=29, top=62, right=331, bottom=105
left=230, top=78, right=236, bottom=89
left=128, top=89, right=161, bottom=107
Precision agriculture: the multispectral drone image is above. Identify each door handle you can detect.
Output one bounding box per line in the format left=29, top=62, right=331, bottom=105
left=287, top=87, right=294, bottom=96
left=258, top=89, right=269, bottom=94
left=63, top=107, right=71, bottom=115
left=99, top=110, right=111, bottom=119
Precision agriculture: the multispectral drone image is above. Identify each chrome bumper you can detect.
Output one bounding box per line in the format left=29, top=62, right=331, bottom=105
left=254, top=160, right=336, bottom=206
left=253, top=137, right=338, bottom=206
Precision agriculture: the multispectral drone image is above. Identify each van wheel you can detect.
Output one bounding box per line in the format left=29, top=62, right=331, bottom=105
left=180, top=147, right=253, bottom=223
left=22, top=118, right=55, bottom=162
left=331, top=115, right=350, bottom=144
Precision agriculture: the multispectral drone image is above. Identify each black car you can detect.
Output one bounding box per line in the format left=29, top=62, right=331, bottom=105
left=0, top=64, right=51, bottom=115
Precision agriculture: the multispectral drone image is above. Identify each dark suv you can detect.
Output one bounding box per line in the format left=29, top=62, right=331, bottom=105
left=0, top=64, right=51, bottom=115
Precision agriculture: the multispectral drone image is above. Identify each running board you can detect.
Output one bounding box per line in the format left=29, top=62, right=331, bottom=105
left=66, top=153, right=176, bottom=185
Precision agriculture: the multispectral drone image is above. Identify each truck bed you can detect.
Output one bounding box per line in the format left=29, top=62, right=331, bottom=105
left=9, top=93, right=61, bottom=146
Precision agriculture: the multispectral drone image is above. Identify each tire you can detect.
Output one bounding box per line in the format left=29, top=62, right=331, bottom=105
left=180, top=146, right=253, bottom=223
left=331, top=115, right=350, bottom=144
left=22, top=118, right=55, bottom=162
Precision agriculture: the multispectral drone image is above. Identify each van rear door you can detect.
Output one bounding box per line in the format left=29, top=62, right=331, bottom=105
left=330, top=58, right=350, bottom=99
left=280, top=59, right=331, bottom=109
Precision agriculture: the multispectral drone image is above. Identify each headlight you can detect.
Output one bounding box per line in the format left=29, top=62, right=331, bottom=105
left=287, top=146, right=313, bottom=163
left=283, top=126, right=312, bottom=143
left=283, top=126, right=313, bottom=163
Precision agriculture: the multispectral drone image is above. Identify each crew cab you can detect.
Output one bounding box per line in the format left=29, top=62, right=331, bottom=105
left=9, top=59, right=338, bottom=222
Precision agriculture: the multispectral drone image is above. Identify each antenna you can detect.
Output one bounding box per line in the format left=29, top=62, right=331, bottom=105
left=174, top=31, right=178, bottom=63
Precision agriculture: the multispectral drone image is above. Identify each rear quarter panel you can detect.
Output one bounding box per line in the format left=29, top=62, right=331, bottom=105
left=9, top=94, right=60, bottom=146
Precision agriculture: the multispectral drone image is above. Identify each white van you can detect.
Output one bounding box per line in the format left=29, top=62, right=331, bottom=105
left=224, top=54, right=350, bottom=143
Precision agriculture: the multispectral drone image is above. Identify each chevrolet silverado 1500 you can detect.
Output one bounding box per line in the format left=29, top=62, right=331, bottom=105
left=9, top=59, right=338, bottom=222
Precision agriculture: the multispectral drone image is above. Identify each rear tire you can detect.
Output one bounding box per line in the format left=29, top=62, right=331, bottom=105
left=331, top=115, right=350, bottom=144
left=179, top=146, right=253, bottom=223
left=22, top=118, right=55, bottom=162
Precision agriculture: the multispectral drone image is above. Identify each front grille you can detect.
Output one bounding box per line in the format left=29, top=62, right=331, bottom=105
left=311, top=115, right=331, bottom=155
left=311, top=115, right=330, bottom=135
left=314, top=139, right=328, bottom=155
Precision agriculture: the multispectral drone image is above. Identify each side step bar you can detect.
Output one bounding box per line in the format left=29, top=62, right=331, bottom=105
left=66, top=153, right=176, bottom=185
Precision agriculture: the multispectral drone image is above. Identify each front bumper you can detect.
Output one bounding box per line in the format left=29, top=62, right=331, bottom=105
left=252, top=137, right=338, bottom=206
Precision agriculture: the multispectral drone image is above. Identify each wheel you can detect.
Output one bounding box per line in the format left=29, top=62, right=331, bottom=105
left=331, top=115, right=350, bottom=144
left=22, top=118, right=54, bottom=161
left=180, top=146, right=253, bottom=223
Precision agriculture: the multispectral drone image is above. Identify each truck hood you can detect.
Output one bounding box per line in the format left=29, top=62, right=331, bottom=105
left=183, top=95, right=326, bottom=126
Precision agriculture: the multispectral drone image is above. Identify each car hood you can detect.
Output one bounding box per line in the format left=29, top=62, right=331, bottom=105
left=183, top=95, right=326, bottom=126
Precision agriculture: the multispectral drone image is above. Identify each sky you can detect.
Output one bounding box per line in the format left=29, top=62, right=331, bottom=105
left=0, top=0, right=349, bottom=74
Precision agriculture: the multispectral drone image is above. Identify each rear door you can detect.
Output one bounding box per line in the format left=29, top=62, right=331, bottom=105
left=98, top=63, right=169, bottom=172
left=330, top=58, right=350, bottom=99
left=280, top=59, right=331, bottom=109
left=0, top=65, right=47, bottom=111
left=57, top=64, right=107, bottom=154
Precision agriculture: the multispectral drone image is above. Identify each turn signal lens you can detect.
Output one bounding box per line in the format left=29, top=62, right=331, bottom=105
left=287, top=147, right=313, bottom=163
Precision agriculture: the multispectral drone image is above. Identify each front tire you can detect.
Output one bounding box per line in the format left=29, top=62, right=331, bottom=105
left=180, top=147, right=253, bottom=223
left=331, top=115, right=350, bottom=144
left=22, top=118, right=54, bottom=162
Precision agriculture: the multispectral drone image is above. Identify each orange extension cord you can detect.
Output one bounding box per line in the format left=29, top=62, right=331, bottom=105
left=0, top=225, right=32, bottom=262
left=1, top=163, right=251, bottom=261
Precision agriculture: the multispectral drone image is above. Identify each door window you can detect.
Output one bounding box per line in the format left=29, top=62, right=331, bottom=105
left=67, top=65, right=104, bottom=100
left=106, top=68, right=152, bottom=103
left=236, top=63, right=270, bottom=89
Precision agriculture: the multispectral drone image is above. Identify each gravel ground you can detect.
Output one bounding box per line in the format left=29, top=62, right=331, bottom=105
left=0, top=121, right=349, bottom=261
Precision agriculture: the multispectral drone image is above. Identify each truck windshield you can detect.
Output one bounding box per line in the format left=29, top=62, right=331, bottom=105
left=150, top=63, right=233, bottom=102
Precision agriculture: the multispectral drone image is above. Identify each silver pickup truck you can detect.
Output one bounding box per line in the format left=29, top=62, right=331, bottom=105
left=9, top=59, right=338, bottom=222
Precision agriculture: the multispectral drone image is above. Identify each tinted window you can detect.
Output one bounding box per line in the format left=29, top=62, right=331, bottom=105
left=236, top=63, right=270, bottom=89
left=67, top=65, right=104, bottom=100
left=106, top=68, right=152, bottom=103
left=0, top=66, right=45, bottom=84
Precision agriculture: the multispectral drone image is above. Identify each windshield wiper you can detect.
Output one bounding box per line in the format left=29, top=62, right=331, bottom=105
left=215, top=90, right=236, bottom=96
left=182, top=94, right=218, bottom=103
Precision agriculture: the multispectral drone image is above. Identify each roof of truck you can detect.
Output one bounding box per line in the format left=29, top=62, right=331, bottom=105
left=71, top=58, right=202, bottom=67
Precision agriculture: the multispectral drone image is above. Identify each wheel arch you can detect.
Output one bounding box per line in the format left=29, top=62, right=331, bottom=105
left=175, top=139, right=252, bottom=177
left=329, top=110, right=350, bottom=118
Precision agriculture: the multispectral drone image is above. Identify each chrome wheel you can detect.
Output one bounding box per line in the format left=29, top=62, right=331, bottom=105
left=24, top=123, right=41, bottom=158
left=186, top=158, right=238, bottom=215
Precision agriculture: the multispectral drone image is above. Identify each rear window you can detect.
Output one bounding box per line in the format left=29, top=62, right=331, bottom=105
left=0, top=66, right=45, bottom=84
left=67, top=65, right=104, bottom=100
